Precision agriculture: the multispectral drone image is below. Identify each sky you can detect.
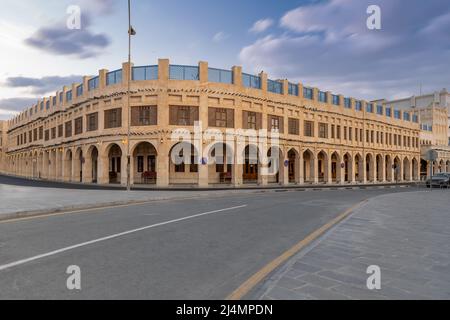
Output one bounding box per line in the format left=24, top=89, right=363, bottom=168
left=1, top=0, right=449, bottom=120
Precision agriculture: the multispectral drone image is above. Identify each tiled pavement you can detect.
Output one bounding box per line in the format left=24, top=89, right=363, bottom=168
left=258, top=190, right=450, bottom=300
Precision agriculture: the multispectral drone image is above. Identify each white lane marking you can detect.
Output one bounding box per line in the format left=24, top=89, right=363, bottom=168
left=0, top=205, right=247, bottom=272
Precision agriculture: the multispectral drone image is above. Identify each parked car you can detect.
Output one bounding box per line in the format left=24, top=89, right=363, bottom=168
left=426, top=173, right=450, bottom=188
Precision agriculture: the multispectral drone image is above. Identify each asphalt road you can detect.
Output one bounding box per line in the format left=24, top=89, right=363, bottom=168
left=0, top=186, right=418, bottom=299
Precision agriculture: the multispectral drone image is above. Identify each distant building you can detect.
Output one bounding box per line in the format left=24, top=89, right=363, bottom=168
left=379, top=89, right=450, bottom=178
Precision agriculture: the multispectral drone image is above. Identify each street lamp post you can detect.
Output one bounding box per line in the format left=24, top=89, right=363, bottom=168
left=126, top=0, right=135, bottom=191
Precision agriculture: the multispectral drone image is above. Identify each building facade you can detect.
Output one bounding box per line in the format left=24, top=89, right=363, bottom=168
left=0, top=120, right=6, bottom=173
left=1, top=59, right=421, bottom=187
left=382, top=89, right=450, bottom=178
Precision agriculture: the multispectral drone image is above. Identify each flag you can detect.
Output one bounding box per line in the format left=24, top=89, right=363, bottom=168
left=129, top=26, right=136, bottom=36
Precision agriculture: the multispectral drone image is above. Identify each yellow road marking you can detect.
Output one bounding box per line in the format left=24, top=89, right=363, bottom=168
left=226, top=199, right=368, bottom=300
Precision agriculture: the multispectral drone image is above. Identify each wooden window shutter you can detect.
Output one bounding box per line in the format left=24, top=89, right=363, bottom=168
left=131, top=107, right=139, bottom=126
left=190, top=106, right=199, bottom=125
left=256, top=112, right=262, bottom=130
left=279, top=116, right=284, bottom=134
left=150, top=106, right=157, bottom=125
left=226, top=109, right=234, bottom=128
left=208, top=107, right=216, bottom=127
left=242, top=111, right=248, bottom=129
left=169, top=106, right=177, bottom=125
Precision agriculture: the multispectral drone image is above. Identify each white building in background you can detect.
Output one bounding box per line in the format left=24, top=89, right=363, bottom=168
left=377, top=89, right=450, bottom=178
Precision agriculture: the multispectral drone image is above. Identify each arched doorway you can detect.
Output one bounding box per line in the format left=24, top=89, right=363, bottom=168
left=267, top=146, right=283, bottom=184
left=74, top=148, right=83, bottom=183
left=403, top=157, right=411, bottom=181
left=169, top=142, right=199, bottom=185
left=386, top=155, right=393, bottom=182
left=446, top=160, right=450, bottom=173
left=376, top=154, right=383, bottom=182
left=366, top=154, right=374, bottom=182
left=107, top=144, right=122, bottom=184
left=420, top=159, right=428, bottom=180
left=287, top=149, right=299, bottom=184
left=64, top=149, right=73, bottom=181
left=243, top=144, right=259, bottom=184
left=90, top=147, right=99, bottom=183
left=343, top=153, right=352, bottom=183
left=303, top=149, right=314, bottom=183
left=317, top=151, right=328, bottom=183
left=412, top=158, right=419, bottom=180
left=207, top=143, right=233, bottom=184
left=355, top=153, right=363, bottom=182
left=133, top=142, right=158, bottom=185
left=439, top=160, right=445, bottom=173
left=331, top=152, right=340, bottom=183
left=394, top=157, right=401, bottom=182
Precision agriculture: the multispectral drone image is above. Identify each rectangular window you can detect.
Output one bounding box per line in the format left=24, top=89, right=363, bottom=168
left=366, top=103, right=374, bottom=113
left=74, top=117, right=83, bottom=135
left=208, top=108, right=234, bottom=128
left=44, top=129, right=49, bottom=141
left=304, top=120, right=314, bottom=137
left=87, top=112, right=99, bottom=131
left=336, top=125, right=341, bottom=139
left=366, top=130, right=370, bottom=143
left=348, top=127, right=352, bottom=141
left=343, top=126, right=347, bottom=140
left=386, top=107, right=392, bottom=117
left=246, top=111, right=257, bottom=130
left=51, top=127, right=56, bottom=139
left=288, top=83, right=299, bottom=96
left=65, top=121, right=72, bottom=138
left=371, top=130, right=374, bottom=143
left=66, top=90, right=72, bottom=102
left=377, top=105, right=383, bottom=115
left=318, top=91, right=327, bottom=103
left=303, top=87, right=313, bottom=100
left=39, top=126, right=43, bottom=140
left=355, top=127, right=358, bottom=142
left=104, top=108, right=122, bottom=129
left=169, top=106, right=199, bottom=126
left=76, top=84, right=83, bottom=97
left=33, top=128, right=38, bottom=141
left=355, top=101, right=362, bottom=111
left=29, top=131, right=32, bottom=143
left=268, top=115, right=283, bottom=133
left=58, top=124, right=63, bottom=137
left=288, top=118, right=299, bottom=135
left=344, top=98, right=351, bottom=109
left=332, top=95, right=340, bottom=106
left=131, top=106, right=157, bottom=126
left=319, top=123, right=328, bottom=139
left=331, top=124, right=335, bottom=139
left=360, top=129, right=363, bottom=142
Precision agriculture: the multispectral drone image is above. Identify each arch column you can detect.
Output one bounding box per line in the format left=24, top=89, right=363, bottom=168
left=157, top=142, right=169, bottom=187
left=98, top=154, right=109, bottom=184
left=298, top=151, right=304, bottom=185
left=42, top=151, right=49, bottom=179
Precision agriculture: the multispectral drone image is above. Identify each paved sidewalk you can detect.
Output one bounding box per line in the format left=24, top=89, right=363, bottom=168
left=257, top=190, right=450, bottom=300
left=0, top=182, right=254, bottom=219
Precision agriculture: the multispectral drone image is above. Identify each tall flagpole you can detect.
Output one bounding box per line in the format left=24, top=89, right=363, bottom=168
left=126, top=0, right=132, bottom=191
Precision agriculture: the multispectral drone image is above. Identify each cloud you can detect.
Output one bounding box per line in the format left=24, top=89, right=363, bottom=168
left=240, top=0, right=450, bottom=100
left=212, top=32, right=230, bottom=43
left=0, top=97, right=39, bottom=112
left=249, top=18, right=274, bottom=34
left=25, top=15, right=111, bottom=59
left=24, top=0, right=115, bottom=59
left=3, top=75, right=84, bottom=95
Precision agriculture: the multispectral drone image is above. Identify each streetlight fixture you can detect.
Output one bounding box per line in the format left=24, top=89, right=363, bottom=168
left=126, top=0, right=136, bottom=191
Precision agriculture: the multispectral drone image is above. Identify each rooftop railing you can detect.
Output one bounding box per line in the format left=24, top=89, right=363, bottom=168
left=242, top=73, right=261, bottom=89
left=208, top=68, right=233, bottom=84
left=106, top=69, right=123, bottom=86
left=132, top=65, right=158, bottom=81
left=169, top=65, right=199, bottom=80
left=267, top=79, right=283, bottom=94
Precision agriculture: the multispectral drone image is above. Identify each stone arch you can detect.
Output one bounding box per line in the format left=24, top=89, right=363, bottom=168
left=287, top=148, right=300, bottom=184
left=242, top=144, right=260, bottom=184
left=169, top=141, right=199, bottom=185
left=330, top=151, right=341, bottom=183
left=317, top=150, right=328, bottom=183
left=303, top=149, right=315, bottom=183
left=394, top=156, right=402, bottom=182
left=132, top=141, right=158, bottom=185
left=385, top=155, right=393, bottom=182
left=206, top=142, right=234, bottom=185
left=366, top=153, right=375, bottom=182
left=64, top=149, right=73, bottom=182
left=85, top=145, right=99, bottom=183
left=343, top=153, right=353, bottom=183
left=267, top=146, right=284, bottom=184
left=403, top=156, right=411, bottom=181
left=104, top=143, right=123, bottom=184
left=354, top=153, right=363, bottom=182
left=376, top=154, right=384, bottom=182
